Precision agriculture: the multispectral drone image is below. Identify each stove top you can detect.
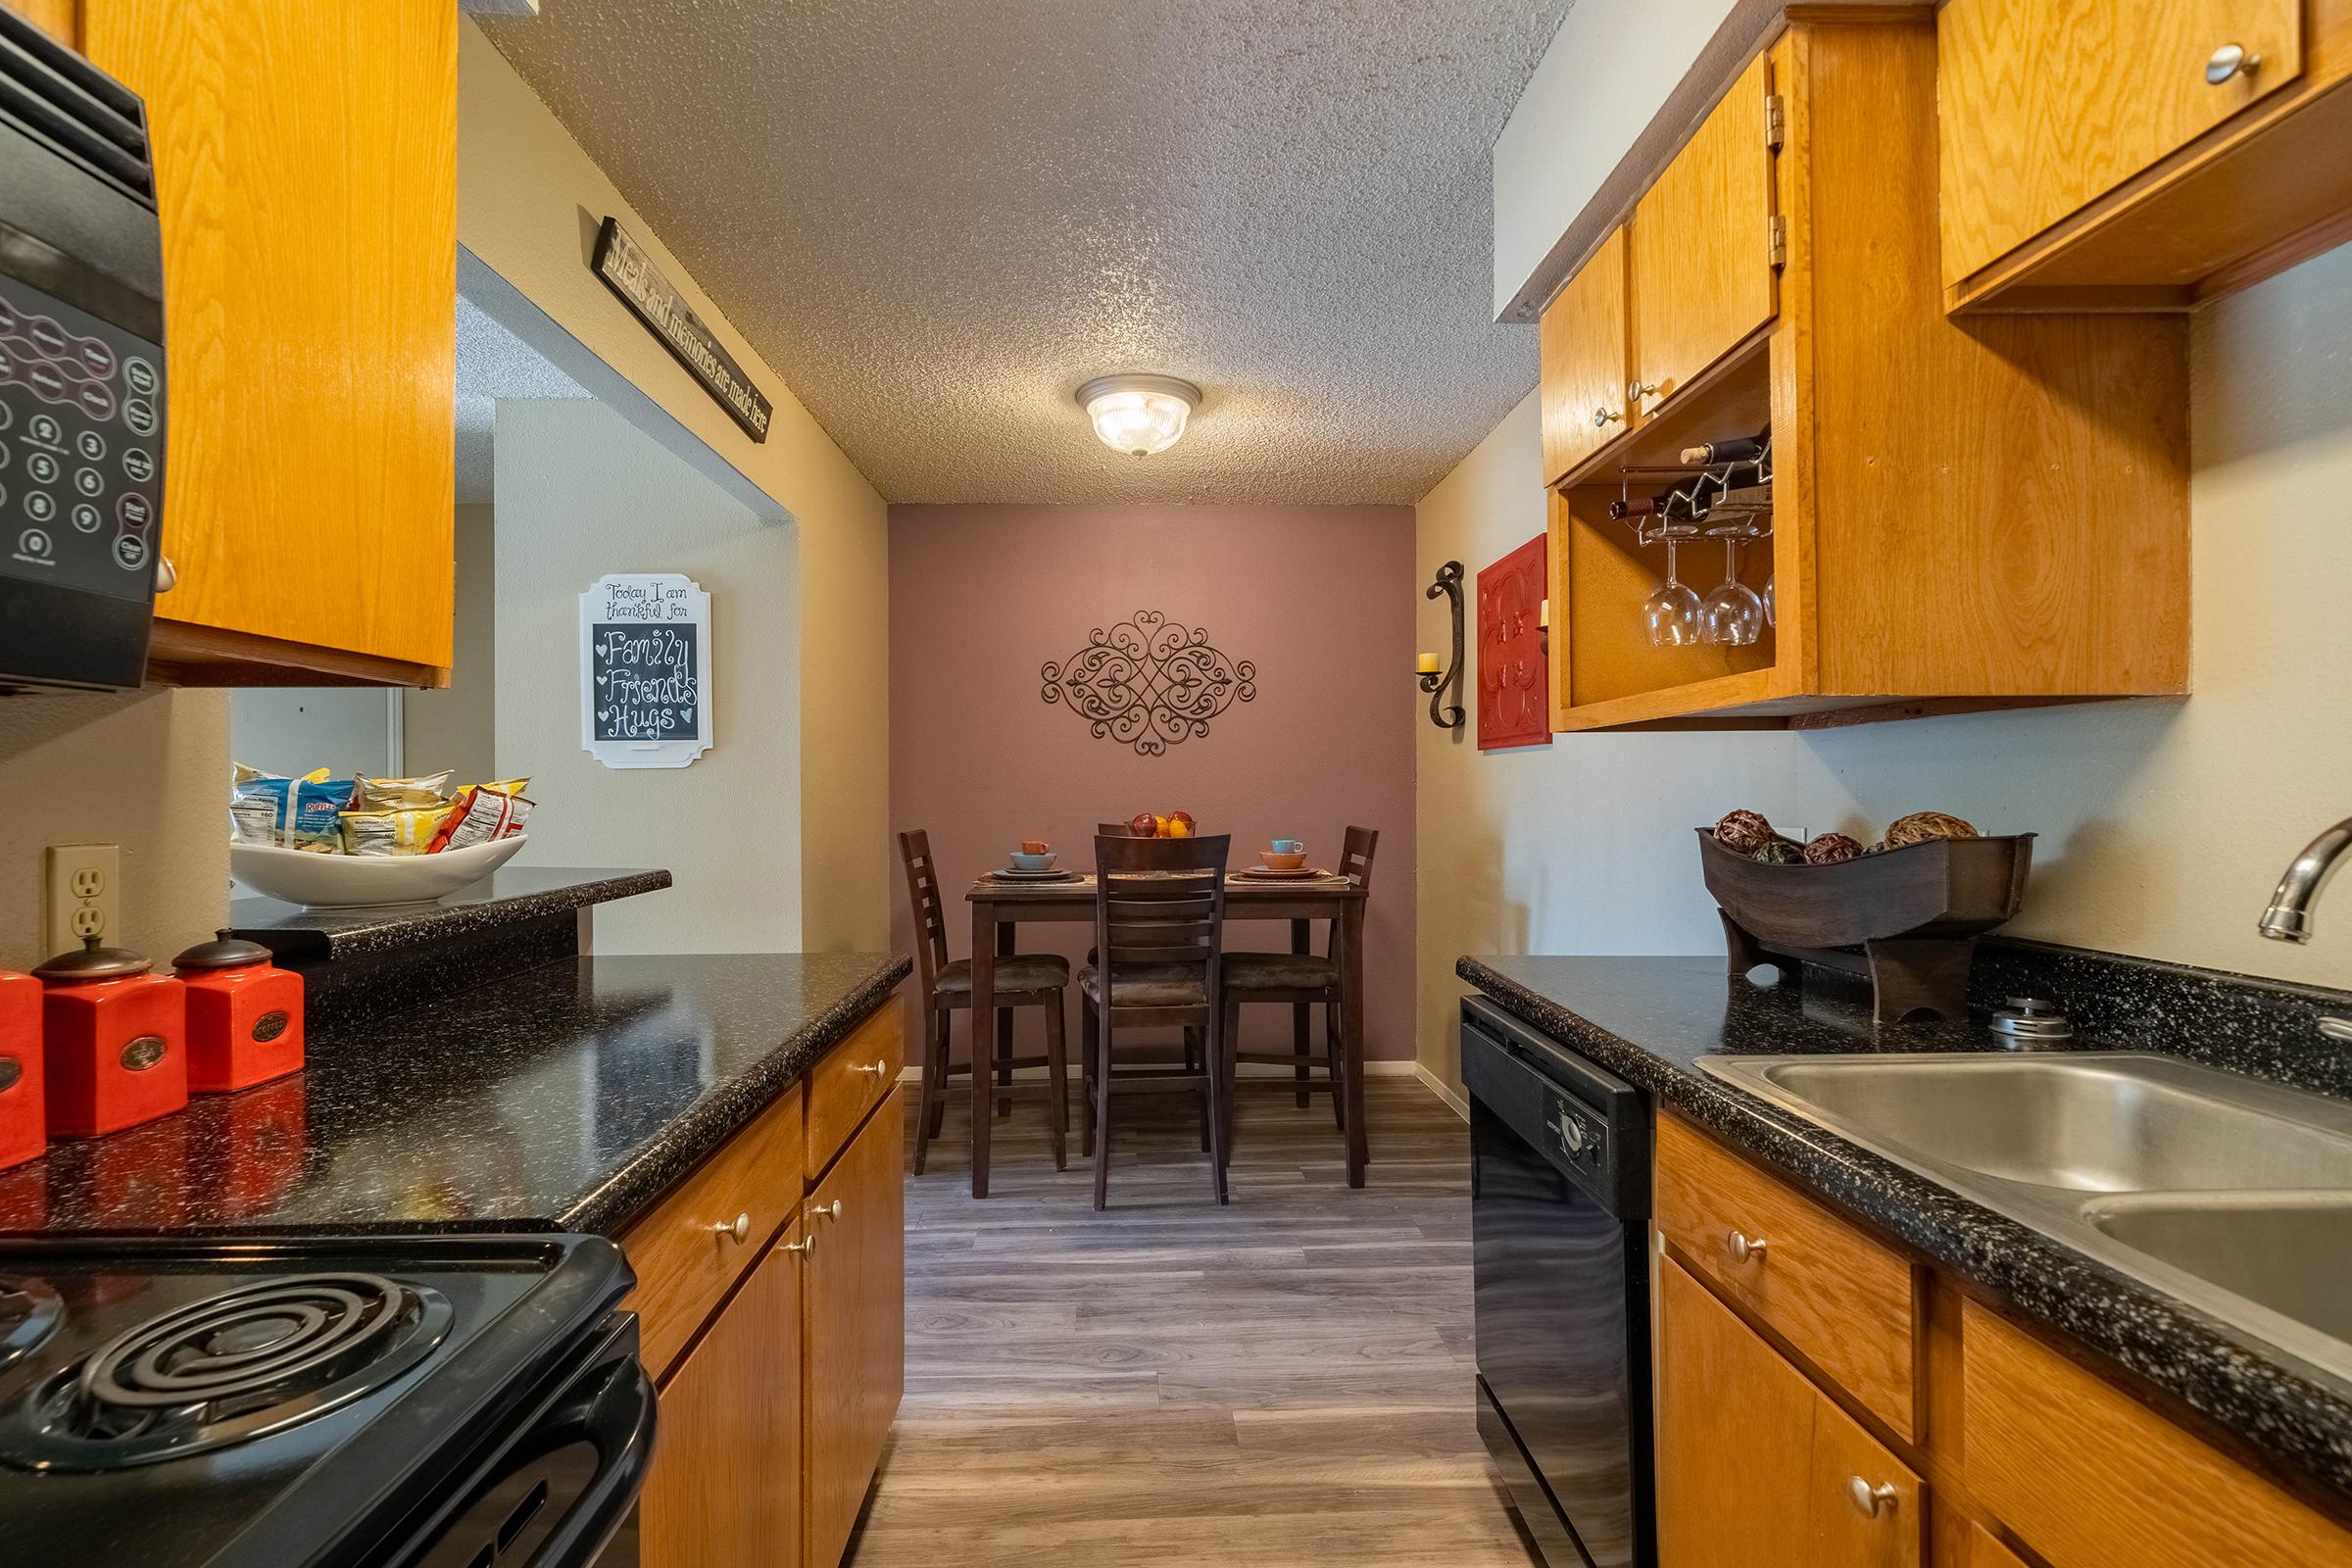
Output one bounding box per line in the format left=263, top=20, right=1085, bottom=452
left=0, top=1235, right=634, bottom=1568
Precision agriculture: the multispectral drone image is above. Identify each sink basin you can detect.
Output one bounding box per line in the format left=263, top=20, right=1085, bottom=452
left=1696, top=1051, right=2352, bottom=1383
left=1730, top=1054, right=2352, bottom=1193
left=2083, top=1194, right=2352, bottom=1348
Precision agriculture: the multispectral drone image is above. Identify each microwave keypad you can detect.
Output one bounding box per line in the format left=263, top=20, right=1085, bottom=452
left=0, top=276, right=164, bottom=603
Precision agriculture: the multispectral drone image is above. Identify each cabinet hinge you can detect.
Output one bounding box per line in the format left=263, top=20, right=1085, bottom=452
left=1767, top=214, right=1788, bottom=270
left=1764, top=92, right=1787, bottom=151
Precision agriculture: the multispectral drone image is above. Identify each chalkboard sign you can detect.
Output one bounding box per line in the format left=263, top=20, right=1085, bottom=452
left=579, top=573, right=713, bottom=769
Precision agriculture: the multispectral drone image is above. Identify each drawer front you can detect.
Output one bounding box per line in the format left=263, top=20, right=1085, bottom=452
left=1654, top=1115, right=1918, bottom=1439
left=622, top=1082, right=806, bottom=1380
left=806, top=1007, right=905, bottom=1180
left=1963, top=1302, right=2352, bottom=1568
left=1938, top=0, right=2303, bottom=285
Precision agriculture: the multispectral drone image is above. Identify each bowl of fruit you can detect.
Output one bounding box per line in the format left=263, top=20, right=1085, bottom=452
left=1126, top=810, right=1197, bottom=839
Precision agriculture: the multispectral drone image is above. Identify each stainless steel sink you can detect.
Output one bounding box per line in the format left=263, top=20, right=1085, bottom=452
left=1719, top=1054, right=2352, bottom=1193
left=2082, top=1193, right=2352, bottom=1348
left=1696, top=1052, right=2352, bottom=1383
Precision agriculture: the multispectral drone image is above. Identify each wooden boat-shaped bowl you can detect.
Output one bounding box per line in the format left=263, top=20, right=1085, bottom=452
left=1695, top=828, right=2034, bottom=951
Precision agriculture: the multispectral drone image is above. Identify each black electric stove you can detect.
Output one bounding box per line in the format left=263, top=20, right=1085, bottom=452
left=0, top=1235, right=653, bottom=1568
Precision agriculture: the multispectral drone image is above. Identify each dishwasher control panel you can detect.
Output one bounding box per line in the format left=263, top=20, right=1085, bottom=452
left=1546, top=1099, right=1609, bottom=1174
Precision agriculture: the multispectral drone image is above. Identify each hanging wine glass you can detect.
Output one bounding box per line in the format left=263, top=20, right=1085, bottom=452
left=1642, top=533, right=1702, bottom=648
left=1763, top=570, right=1776, bottom=628
left=1700, top=534, right=1765, bottom=646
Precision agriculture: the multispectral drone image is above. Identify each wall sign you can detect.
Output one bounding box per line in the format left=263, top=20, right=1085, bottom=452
left=580, top=573, right=712, bottom=769
left=590, top=217, right=773, bottom=443
left=1477, top=535, right=1550, bottom=751
left=1041, top=610, right=1256, bottom=757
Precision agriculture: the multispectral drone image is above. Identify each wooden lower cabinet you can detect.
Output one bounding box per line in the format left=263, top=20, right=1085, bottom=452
left=1657, top=1258, right=1922, bottom=1567
left=638, top=1222, right=807, bottom=1568
left=630, top=1012, right=906, bottom=1568
left=804, top=1088, right=906, bottom=1568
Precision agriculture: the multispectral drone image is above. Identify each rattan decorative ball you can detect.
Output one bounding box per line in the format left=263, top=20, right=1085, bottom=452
left=1750, top=837, right=1805, bottom=865
left=1802, top=832, right=1865, bottom=865
left=1884, top=810, right=1979, bottom=849
left=1712, top=809, right=1776, bottom=855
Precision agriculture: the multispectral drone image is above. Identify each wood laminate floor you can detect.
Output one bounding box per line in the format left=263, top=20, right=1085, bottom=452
left=847, top=1074, right=1543, bottom=1567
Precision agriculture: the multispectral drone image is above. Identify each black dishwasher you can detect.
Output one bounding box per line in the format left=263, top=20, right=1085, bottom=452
left=1463, top=996, right=1653, bottom=1568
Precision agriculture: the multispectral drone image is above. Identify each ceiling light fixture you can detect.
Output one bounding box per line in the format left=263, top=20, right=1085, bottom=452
left=1075, top=374, right=1200, bottom=457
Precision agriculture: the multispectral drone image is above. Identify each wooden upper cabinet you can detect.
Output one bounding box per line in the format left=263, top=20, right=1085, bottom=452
left=1539, top=226, right=1631, bottom=486
left=1656, top=1259, right=1922, bottom=1568
left=1, top=0, right=76, bottom=46
left=1628, top=51, right=1778, bottom=419
left=79, top=0, right=457, bottom=684
left=638, top=1223, right=806, bottom=1568
left=804, top=1090, right=906, bottom=1568
left=1940, top=0, right=2303, bottom=287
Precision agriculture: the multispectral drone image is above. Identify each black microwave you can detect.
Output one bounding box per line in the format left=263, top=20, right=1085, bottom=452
left=0, top=10, right=165, bottom=692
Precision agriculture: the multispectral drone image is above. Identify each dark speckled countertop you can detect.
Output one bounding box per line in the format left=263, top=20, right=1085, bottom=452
left=0, top=950, right=907, bottom=1239
left=225, top=866, right=674, bottom=960
left=1460, top=954, right=2352, bottom=1506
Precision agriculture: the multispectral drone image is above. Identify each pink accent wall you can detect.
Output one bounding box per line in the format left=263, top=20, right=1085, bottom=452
left=888, top=502, right=1418, bottom=1062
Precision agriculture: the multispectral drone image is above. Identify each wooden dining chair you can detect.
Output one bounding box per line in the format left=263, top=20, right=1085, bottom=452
left=1219, top=826, right=1377, bottom=1134
left=897, top=830, right=1072, bottom=1179
left=1079, top=832, right=1233, bottom=1209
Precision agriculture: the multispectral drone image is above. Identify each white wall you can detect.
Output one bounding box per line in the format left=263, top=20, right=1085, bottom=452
left=404, top=503, right=499, bottom=788
left=0, top=689, right=228, bottom=966
left=459, top=21, right=889, bottom=953
left=493, top=399, right=803, bottom=955
left=1493, top=0, right=1740, bottom=317
left=1419, top=244, right=2352, bottom=1090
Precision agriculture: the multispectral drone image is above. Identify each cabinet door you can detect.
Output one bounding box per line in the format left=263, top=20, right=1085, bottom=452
left=1939, top=0, right=2302, bottom=285
left=804, top=1088, right=905, bottom=1568
left=1539, top=226, right=1632, bottom=485
left=80, top=1, right=457, bottom=676
left=1, top=0, right=76, bottom=45
left=1628, top=52, right=1777, bottom=418
left=639, top=1222, right=806, bottom=1568
left=1657, top=1259, right=1920, bottom=1568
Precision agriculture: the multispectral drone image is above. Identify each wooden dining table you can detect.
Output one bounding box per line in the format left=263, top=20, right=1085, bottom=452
left=963, top=871, right=1369, bottom=1198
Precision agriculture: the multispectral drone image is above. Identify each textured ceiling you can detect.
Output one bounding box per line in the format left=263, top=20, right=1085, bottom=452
left=455, top=290, right=591, bottom=504
left=477, top=0, right=1574, bottom=505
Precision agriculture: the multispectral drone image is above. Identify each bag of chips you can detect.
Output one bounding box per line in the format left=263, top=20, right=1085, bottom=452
left=425, top=786, right=534, bottom=853
left=230, top=767, right=355, bottom=852
left=339, top=804, right=457, bottom=857
left=352, top=769, right=455, bottom=810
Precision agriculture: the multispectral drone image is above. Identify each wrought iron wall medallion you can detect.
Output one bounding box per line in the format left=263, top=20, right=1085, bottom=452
left=1041, top=611, right=1257, bottom=756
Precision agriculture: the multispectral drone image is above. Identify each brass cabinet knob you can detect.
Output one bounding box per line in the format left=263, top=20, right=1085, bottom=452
left=709, top=1212, right=751, bottom=1245
left=1627, top=378, right=1660, bottom=404
left=783, top=1233, right=816, bottom=1255
left=1592, top=406, right=1623, bottom=428
left=1847, top=1476, right=1898, bottom=1518
left=852, top=1059, right=890, bottom=1078
left=808, top=1199, right=843, bottom=1224
left=1724, top=1229, right=1767, bottom=1265
left=154, top=556, right=176, bottom=594
left=2206, top=43, right=2262, bottom=83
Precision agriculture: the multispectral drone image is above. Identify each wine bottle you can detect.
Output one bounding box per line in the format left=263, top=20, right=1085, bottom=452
left=1679, top=433, right=1769, bottom=466
left=1607, top=496, right=1662, bottom=521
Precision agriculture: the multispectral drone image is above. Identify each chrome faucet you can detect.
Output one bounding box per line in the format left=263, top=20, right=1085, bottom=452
left=2261, top=817, right=2352, bottom=944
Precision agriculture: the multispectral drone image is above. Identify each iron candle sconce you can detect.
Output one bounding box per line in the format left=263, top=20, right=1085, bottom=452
left=1418, top=560, right=1465, bottom=730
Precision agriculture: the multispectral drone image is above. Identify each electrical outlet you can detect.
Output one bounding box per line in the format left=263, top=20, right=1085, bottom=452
left=45, top=844, right=120, bottom=955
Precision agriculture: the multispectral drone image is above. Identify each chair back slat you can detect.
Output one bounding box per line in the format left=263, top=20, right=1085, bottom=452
left=1097, top=820, right=1143, bottom=837
left=896, top=829, right=953, bottom=988
left=1321, top=825, right=1379, bottom=958
left=1093, top=834, right=1229, bottom=997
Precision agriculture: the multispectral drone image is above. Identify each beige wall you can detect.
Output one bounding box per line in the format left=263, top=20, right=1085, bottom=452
left=492, top=400, right=799, bottom=955
left=0, top=689, right=228, bottom=968
left=1417, top=243, right=2352, bottom=1095
left=403, top=504, right=499, bottom=789
left=457, top=22, right=890, bottom=952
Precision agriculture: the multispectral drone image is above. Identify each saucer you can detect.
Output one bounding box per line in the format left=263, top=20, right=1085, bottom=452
left=1236, top=865, right=1328, bottom=880
left=989, top=866, right=1083, bottom=881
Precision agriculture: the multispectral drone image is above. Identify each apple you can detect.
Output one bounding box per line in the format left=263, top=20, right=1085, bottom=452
left=1129, top=810, right=1158, bottom=838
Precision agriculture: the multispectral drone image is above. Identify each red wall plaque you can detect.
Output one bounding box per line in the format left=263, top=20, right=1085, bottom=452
left=1477, top=534, right=1550, bottom=751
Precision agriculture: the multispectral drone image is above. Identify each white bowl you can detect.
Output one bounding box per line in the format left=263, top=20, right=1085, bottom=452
left=230, top=835, right=527, bottom=909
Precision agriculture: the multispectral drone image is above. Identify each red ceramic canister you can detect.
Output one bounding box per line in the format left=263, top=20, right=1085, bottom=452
left=0, top=968, right=42, bottom=1170
left=173, top=931, right=304, bottom=1093
left=34, top=936, right=187, bottom=1138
